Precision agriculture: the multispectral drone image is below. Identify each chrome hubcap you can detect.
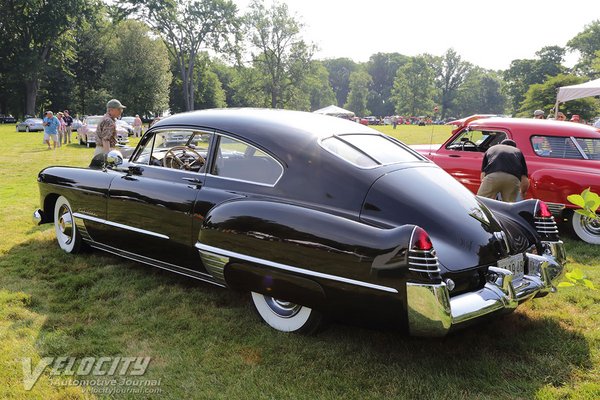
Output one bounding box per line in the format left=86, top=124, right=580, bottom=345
left=57, top=205, right=73, bottom=244
left=581, top=216, right=600, bottom=236
left=265, top=297, right=302, bottom=318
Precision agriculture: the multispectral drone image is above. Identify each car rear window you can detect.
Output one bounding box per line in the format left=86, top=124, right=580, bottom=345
left=321, top=134, right=421, bottom=168
left=531, top=135, right=585, bottom=159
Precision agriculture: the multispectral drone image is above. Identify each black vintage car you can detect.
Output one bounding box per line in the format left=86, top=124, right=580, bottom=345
left=33, top=109, right=566, bottom=336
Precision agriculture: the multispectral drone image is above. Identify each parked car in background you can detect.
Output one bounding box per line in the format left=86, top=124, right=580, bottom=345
left=121, top=116, right=136, bottom=126
left=77, top=115, right=129, bottom=147
left=365, top=116, right=379, bottom=125
left=117, top=118, right=134, bottom=136
left=0, top=114, right=17, bottom=123
left=71, top=118, right=83, bottom=131
left=33, top=109, right=565, bottom=337
left=16, top=118, right=44, bottom=132
left=413, top=116, right=600, bottom=244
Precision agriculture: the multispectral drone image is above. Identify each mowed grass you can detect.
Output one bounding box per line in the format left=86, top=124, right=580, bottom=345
left=0, top=122, right=599, bottom=400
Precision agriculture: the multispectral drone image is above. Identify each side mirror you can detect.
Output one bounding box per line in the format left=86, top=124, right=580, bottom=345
left=106, top=150, right=124, bottom=167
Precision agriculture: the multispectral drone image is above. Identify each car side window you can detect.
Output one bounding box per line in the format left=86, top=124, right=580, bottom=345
left=211, top=135, right=283, bottom=185
left=531, top=135, right=584, bottom=159
left=446, top=130, right=507, bottom=152
left=133, top=130, right=212, bottom=171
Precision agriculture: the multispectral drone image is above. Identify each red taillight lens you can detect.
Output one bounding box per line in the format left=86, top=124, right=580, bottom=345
left=412, top=227, right=433, bottom=250
left=536, top=201, right=552, bottom=218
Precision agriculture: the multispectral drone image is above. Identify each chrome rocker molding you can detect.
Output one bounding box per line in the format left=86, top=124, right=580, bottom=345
left=407, top=241, right=566, bottom=337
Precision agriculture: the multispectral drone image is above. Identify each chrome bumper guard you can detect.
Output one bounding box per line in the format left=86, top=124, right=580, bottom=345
left=33, top=209, right=45, bottom=225
left=407, top=241, right=565, bottom=337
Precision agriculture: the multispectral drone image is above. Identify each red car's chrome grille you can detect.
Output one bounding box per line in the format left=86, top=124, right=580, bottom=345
left=534, top=216, right=559, bottom=235
left=408, top=249, right=440, bottom=273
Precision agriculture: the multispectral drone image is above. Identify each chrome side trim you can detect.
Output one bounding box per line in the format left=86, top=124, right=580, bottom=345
left=198, top=248, right=229, bottom=286
left=73, top=212, right=169, bottom=240
left=195, top=242, right=399, bottom=294
left=89, top=241, right=224, bottom=288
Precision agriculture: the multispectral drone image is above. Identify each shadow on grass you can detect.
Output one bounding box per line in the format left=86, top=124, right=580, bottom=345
left=0, top=237, right=594, bottom=399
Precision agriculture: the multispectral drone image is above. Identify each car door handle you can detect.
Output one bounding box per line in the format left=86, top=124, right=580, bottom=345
left=182, top=177, right=203, bottom=185
left=449, top=154, right=461, bottom=158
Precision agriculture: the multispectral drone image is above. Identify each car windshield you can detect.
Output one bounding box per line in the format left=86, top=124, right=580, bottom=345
left=134, top=130, right=212, bottom=167
left=321, top=134, right=422, bottom=168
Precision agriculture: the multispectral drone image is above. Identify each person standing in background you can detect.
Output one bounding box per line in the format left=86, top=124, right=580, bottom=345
left=56, top=112, right=66, bottom=147
left=42, top=111, right=59, bottom=150
left=133, top=114, right=143, bottom=137
left=533, top=109, right=544, bottom=119
left=94, top=99, right=126, bottom=156
left=63, top=110, right=73, bottom=144
left=477, top=139, right=529, bottom=202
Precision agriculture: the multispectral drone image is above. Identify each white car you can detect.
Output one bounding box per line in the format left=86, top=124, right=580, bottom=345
left=78, top=116, right=129, bottom=147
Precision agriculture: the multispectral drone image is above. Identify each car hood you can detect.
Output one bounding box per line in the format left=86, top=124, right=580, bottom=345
left=360, top=164, right=510, bottom=271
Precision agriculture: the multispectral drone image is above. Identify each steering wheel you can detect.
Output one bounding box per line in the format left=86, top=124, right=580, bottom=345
left=461, top=140, right=478, bottom=151
left=163, top=146, right=205, bottom=170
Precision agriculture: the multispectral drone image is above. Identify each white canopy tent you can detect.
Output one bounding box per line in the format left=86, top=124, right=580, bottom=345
left=554, top=78, right=600, bottom=114
left=313, top=105, right=355, bottom=118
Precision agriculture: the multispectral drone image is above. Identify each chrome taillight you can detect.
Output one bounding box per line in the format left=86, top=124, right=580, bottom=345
left=534, top=200, right=558, bottom=235
left=408, top=227, right=440, bottom=274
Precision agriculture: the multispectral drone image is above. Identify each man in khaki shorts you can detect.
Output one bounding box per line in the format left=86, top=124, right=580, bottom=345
left=477, top=139, right=529, bottom=202
left=94, top=99, right=126, bottom=156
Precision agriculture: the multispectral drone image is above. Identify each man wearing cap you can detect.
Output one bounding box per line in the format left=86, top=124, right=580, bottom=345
left=533, top=109, right=544, bottom=119
left=94, top=99, right=126, bottom=156
left=42, top=111, right=60, bottom=150
left=477, top=139, right=529, bottom=202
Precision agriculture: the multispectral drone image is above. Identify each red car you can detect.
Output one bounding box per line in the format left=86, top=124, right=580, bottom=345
left=414, top=116, right=600, bottom=244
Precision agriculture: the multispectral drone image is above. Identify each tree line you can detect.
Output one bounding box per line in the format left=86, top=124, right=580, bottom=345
left=1, top=0, right=599, bottom=120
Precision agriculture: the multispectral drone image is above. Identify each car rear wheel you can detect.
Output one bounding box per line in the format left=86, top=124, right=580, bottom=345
left=54, top=196, right=83, bottom=253
left=571, top=213, right=600, bottom=244
left=251, top=292, right=323, bottom=334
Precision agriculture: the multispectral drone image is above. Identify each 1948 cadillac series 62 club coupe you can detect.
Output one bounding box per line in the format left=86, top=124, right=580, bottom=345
left=34, top=109, right=566, bottom=336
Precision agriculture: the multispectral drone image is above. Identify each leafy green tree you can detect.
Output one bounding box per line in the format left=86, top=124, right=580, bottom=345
left=106, top=20, right=171, bottom=116
left=504, top=46, right=566, bottom=113
left=305, top=61, right=336, bottom=111
left=392, top=56, right=435, bottom=116
left=170, top=55, right=226, bottom=112
left=344, top=69, right=372, bottom=116
left=567, top=20, right=600, bottom=76
left=245, top=0, right=315, bottom=109
left=432, top=49, right=472, bottom=119
left=455, top=69, right=508, bottom=116
left=366, top=52, right=409, bottom=116
left=123, top=0, right=240, bottom=111
left=518, top=74, right=599, bottom=119
left=322, top=58, right=358, bottom=108
left=0, top=0, right=93, bottom=115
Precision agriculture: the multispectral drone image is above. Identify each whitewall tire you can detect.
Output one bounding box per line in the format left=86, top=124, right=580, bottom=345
left=571, top=213, right=600, bottom=245
left=251, top=292, right=323, bottom=334
left=54, top=196, right=83, bottom=253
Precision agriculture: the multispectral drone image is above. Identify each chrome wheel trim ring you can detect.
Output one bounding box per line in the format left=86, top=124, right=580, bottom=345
left=581, top=215, right=600, bottom=236
left=264, top=297, right=303, bottom=318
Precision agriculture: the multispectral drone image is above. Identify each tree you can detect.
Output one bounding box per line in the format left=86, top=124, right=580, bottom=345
left=123, top=0, right=240, bottom=111
left=432, top=49, right=472, bottom=119
left=366, top=52, right=409, bottom=116
left=344, top=69, right=372, bottom=116
left=245, top=0, right=315, bottom=109
left=304, top=61, right=336, bottom=111
left=106, top=20, right=171, bottom=116
left=504, top=46, right=566, bottom=113
left=518, top=74, right=599, bottom=120
left=567, top=20, right=600, bottom=76
left=0, top=0, right=92, bottom=115
left=322, top=58, right=358, bottom=107
left=391, top=56, right=435, bottom=116
left=170, top=55, right=226, bottom=112
left=455, top=69, right=508, bottom=116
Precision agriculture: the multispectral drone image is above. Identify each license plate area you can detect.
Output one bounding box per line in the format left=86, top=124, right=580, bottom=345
left=497, top=253, right=525, bottom=281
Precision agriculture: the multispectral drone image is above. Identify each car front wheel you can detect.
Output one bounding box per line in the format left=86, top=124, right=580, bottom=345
left=54, top=196, right=83, bottom=253
left=571, top=212, right=600, bottom=244
left=251, top=292, right=323, bottom=334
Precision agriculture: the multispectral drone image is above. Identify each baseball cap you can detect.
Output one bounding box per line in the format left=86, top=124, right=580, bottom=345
left=534, top=109, right=544, bottom=116
left=106, top=99, right=126, bottom=109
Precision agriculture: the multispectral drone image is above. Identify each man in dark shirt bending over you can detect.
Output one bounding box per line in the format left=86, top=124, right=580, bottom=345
left=477, top=139, right=529, bottom=202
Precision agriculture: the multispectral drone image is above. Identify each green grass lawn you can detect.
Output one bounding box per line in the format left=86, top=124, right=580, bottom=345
left=0, top=123, right=598, bottom=399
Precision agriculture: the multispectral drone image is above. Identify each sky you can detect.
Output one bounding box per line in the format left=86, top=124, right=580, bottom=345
left=233, top=0, right=598, bottom=70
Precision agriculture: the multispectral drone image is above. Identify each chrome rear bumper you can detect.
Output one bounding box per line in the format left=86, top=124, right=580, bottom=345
left=407, top=241, right=565, bottom=337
